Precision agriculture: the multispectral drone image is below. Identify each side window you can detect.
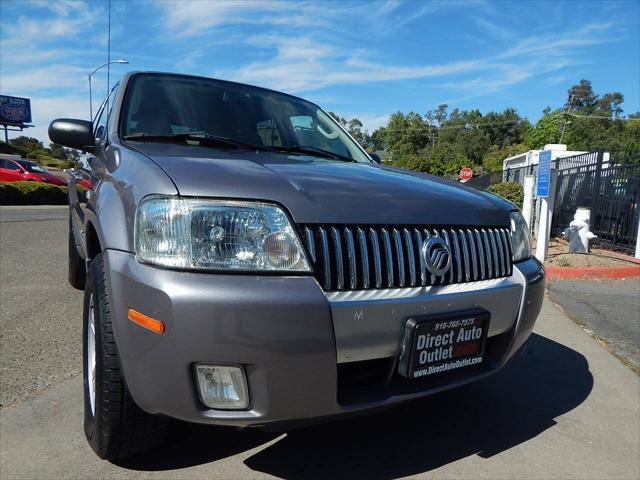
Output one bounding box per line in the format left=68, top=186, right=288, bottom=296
left=93, top=99, right=109, bottom=138
left=0, top=159, right=6, bottom=168
left=93, top=83, right=119, bottom=139
left=5, top=161, right=22, bottom=171
left=257, top=119, right=282, bottom=147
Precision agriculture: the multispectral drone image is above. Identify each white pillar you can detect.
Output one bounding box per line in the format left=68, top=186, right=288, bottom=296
left=635, top=213, right=640, bottom=259
left=522, top=175, right=535, bottom=229
left=535, top=172, right=558, bottom=262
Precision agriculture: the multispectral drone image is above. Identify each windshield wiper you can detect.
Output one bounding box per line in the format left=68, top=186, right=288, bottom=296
left=275, top=145, right=356, bottom=163
left=123, top=133, right=357, bottom=163
left=122, top=132, right=261, bottom=150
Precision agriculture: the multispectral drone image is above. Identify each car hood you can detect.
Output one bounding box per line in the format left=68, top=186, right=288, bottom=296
left=131, top=143, right=512, bottom=226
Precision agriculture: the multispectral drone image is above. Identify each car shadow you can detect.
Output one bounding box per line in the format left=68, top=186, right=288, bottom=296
left=116, top=333, right=593, bottom=478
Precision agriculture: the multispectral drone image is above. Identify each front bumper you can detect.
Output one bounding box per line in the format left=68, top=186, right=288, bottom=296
left=104, top=250, right=544, bottom=427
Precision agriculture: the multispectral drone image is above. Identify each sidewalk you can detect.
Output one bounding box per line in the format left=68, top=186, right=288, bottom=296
left=1, top=300, right=639, bottom=479
left=548, top=277, right=640, bottom=373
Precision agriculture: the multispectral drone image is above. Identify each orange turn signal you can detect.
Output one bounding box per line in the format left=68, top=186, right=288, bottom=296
left=127, top=308, right=165, bottom=334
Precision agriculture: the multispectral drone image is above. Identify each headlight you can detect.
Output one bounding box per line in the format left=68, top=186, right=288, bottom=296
left=135, top=196, right=311, bottom=272
left=510, top=211, right=531, bottom=262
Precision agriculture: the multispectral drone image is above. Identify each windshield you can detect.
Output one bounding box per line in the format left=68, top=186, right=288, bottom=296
left=18, top=161, right=49, bottom=173
left=120, top=74, right=370, bottom=163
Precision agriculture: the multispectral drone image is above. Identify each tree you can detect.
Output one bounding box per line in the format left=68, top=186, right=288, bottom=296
left=524, top=109, right=564, bottom=148
left=425, top=104, right=448, bottom=127
left=9, top=136, right=44, bottom=153
left=328, top=112, right=372, bottom=149
left=565, top=79, right=624, bottom=117
left=328, top=111, right=347, bottom=127
left=379, top=111, right=430, bottom=158
left=482, top=144, right=528, bottom=172
left=49, top=143, right=69, bottom=160
left=395, top=142, right=469, bottom=176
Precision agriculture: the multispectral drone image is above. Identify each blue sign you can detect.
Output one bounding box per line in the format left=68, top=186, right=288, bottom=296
left=0, top=95, right=32, bottom=126
left=536, top=150, right=552, bottom=197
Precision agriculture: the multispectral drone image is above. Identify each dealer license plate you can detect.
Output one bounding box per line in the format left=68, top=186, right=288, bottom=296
left=398, top=309, right=490, bottom=379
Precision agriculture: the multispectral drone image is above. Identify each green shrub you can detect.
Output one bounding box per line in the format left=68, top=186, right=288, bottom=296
left=25, top=153, right=75, bottom=170
left=486, top=182, right=524, bottom=209
left=0, top=181, right=69, bottom=205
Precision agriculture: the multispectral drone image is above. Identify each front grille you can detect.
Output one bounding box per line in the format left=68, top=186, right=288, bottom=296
left=299, top=225, right=513, bottom=291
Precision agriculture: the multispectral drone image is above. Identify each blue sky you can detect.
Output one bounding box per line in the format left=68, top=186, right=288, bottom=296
left=1, top=0, right=638, bottom=143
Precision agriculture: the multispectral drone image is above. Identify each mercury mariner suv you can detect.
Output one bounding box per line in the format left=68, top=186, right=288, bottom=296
left=49, top=72, right=544, bottom=460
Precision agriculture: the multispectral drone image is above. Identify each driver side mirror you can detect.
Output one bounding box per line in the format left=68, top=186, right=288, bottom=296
left=48, top=119, right=94, bottom=153
left=369, top=153, right=382, bottom=164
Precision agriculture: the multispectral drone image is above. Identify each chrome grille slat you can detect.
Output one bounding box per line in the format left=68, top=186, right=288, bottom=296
left=304, top=227, right=316, bottom=263
left=500, top=229, right=513, bottom=275
left=495, top=229, right=506, bottom=277
left=393, top=229, right=405, bottom=287
left=467, top=230, right=478, bottom=281
left=474, top=229, right=486, bottom=280
left=369, top=228, right=382, bottom=289
left=330, top=227, right=344, bottom=290
left=357, top=228, right=369, bottom=289
left=414, top=229, right=426, bottom=285
left=450, top=230, right=463, bottom=283
left=489, top=230, right=501, bottom=277
left=344, top=228, right=357, bottom=290
left=482, top=229, right=493, bottom=278
left=302, top=225, right=513, bottom=291
left=381, top=228, right=394, bottom=288
left=459, top=229, right=471, bottom=282
left=318, top=227, right=331, bottom=290
left=403, top=229, right=417, bottom=286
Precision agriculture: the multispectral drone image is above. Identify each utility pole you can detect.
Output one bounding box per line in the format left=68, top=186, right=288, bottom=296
left=559, top=90, right=574, bottom=144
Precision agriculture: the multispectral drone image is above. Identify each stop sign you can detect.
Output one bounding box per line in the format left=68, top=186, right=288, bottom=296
left=459, top=167, right=473, bottom=182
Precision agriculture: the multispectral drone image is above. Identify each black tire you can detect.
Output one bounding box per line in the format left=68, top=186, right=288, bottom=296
left=68, top=216, right=86, bottom=290
left=83, top=254, right=167, bottom=460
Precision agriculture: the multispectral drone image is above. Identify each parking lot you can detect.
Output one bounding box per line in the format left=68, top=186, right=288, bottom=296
left=1, top=206, right=639, bottom=479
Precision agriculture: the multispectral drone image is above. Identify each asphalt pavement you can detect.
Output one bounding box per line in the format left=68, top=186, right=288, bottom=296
left=548, top=278, right=640, bottom=372
left=1, top=206, right=639, bottom=479
left=0, top=206, right=83, bottom=408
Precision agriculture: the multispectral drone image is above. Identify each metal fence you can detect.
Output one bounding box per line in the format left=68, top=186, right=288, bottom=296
left=551, top=152, right=640, bottom=253
left=467, top=150, right=640, bottom=254
left=467, top=151, right=606, bottom=190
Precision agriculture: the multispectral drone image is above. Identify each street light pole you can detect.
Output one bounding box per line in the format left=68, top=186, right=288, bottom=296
left=88, top=59, right=128, bottom=122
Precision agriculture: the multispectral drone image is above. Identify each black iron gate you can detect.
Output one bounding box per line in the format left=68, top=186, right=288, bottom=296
left=551, top=151, right=640, bottom=253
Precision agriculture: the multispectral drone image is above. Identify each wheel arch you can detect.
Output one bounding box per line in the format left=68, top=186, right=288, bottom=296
left=85, top=220, right=103, bottom=261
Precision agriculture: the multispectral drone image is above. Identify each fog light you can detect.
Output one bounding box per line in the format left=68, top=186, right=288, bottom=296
left=195, top=364, right=249, bottom=410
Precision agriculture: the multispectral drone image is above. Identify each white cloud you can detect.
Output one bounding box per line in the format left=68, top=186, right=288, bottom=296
left=473, top=17, right=514, bottom=40
left=1, top=65, right=89, bottom=93
left=3, top=1, right=103, bottom=46
left=154, top=0, right=331, bottom=38
left=223, top=18, right=618, bottom=97
left=499, top=22, right=617, bottom=59
left=226, top=36, right=489, bottom=92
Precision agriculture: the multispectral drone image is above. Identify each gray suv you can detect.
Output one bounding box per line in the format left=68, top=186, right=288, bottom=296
left=49, top=72, right=544, bottom=460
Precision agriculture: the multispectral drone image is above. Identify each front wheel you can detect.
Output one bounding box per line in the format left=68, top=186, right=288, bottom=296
left=83, top=253, right=167, bottom=460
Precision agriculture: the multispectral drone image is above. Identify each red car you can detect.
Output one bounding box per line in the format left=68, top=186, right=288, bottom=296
left=0, top=158, right=68, bottom=186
